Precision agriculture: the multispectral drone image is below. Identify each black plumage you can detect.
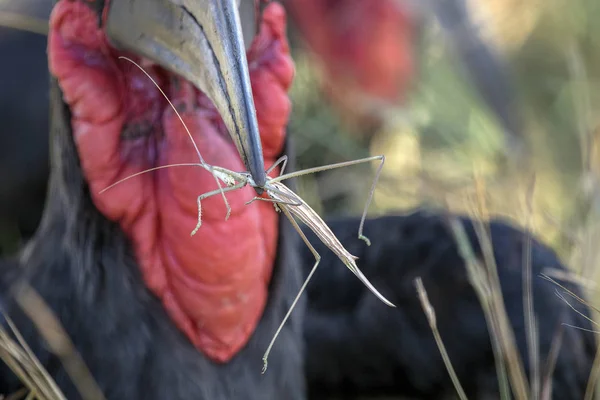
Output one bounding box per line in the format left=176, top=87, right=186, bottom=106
left=0, top=25, right=50, bottom=252
left=0, top=81, right=306, bottom=400
left=302, top=211, right=596, bottom=399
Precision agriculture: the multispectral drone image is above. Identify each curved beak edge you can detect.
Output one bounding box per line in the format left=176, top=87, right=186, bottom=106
left=104, top=0, right=267, bottom=189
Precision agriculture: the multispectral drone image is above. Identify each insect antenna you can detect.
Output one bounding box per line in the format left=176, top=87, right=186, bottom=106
left=99, top=163, right=202, bottom=194
left=99, top=57, right=233, bottom=221
left=103, top=57, right=394, bottom=377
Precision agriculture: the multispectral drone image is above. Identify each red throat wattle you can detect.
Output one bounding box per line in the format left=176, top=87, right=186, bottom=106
left=48, top=0, right=294, bottom=362
left=288, top=0, right=415, bottom=105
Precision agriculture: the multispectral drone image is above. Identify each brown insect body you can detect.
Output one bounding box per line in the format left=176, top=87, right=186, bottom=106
left=101, top=58, right=394, bottom=374
left=266, top=180, right=393, bottom=307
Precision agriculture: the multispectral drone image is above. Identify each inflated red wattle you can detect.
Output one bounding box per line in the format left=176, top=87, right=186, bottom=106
left=288, top=0, right=415, bottom=103
left=48, top=0, right=293, bottom=362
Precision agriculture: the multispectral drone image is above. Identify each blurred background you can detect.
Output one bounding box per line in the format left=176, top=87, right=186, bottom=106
left=1, top=0, right=599, bottom=318
left=286, top=0, right=600, bottom=294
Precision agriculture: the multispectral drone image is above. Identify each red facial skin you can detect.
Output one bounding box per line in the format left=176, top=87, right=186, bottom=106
left=287, top=0, right=415, bottom=123
left=48, top=0, right=294, bottom=363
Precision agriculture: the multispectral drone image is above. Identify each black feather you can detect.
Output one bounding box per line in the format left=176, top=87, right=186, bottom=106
left=302, top=210, right=597, bottom=399
left=0, top=80, right=306, bottom=400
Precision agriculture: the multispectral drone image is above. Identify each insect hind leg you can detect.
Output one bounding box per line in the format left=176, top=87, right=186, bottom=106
left=270, top=155, right=386, bottom=246
left=262, top=205, right=320, bottom=375
left=266, top=155, right=288, bottom=177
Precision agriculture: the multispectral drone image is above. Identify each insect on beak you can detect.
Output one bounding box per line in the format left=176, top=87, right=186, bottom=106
left=104, top=0, right=268, bottom=190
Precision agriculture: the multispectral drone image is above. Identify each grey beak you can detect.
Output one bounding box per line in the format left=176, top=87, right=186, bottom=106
left=104, top=0, right=267, bottom=189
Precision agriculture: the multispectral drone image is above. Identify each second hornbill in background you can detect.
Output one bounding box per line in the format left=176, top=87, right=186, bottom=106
left=285, top=0, right=524, bottom=152
left=0, top=0, right=596, bottom=399
left=301, top=212, right=597, bottom=399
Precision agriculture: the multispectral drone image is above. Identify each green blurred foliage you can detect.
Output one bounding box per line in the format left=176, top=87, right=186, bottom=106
left=287, top=0, right=600, bottom=275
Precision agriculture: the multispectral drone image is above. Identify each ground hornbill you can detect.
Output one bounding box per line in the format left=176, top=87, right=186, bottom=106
left=1, top=0, right=304, bottom=398
left=284, top=0, right=524, bottom=151
left=301, top=212, right=597, bottom=398
left=0, top=0, right=597, bottom=399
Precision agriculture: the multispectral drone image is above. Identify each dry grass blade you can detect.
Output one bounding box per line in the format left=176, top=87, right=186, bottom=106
left=542, top=270, right=600, bottom=400
left=0, top=314, right=65, bottom=400
left=560, top=324, right=600, bottom=335
left=414, top=277, right=468, bottom=400
left=521, top=174, right=540, bottom=400
left=446, top=215, right=512, bottom=400
left=541, top=274, right=600, bottom=317
left=5, top=387, right=29, bottom=400
left=553, top=291, right=599, bottom=328
left=446, top=173, right=531, bottom=400
left=585, top=344, right=600, bottom=400
left=14, top=284, right=106, bottom=400
left=542, top=267, right=598, bottom=292
left=539, top=326, right=564, bottom=400
left=444, top=174, right=530, bottom=400
left=467, top=174, right=530, bottom=399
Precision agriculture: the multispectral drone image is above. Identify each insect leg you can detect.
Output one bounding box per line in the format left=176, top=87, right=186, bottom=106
left=266, top=155, right=288, bottom=176
left=357, top=156, right=385, bottom=246
left=270, top=155, right=386, bottom=246
left=262, top=205, right=321, bottom=375
left=117, top=57, right=235, bottom=226
left=190, top=182, right=247, bottom=236
left=99, top=163, right=202, bottom=194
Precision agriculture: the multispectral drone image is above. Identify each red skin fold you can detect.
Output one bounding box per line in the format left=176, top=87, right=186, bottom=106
left=287, top=0, right=416, bottom=129
left=48, top=0, right=294, bottom=363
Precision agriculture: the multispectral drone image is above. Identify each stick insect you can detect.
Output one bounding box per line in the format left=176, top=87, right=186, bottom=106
left=101, top=57, right=396, bottom=373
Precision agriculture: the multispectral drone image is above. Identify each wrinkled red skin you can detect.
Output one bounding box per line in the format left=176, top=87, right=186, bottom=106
left=48, top=0, right=294, bottom=363
left=288, top=0, right=415, bottom=105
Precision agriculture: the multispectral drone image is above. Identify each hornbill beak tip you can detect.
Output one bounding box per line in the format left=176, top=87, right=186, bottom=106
left=104, top=0, right=267, bottom=189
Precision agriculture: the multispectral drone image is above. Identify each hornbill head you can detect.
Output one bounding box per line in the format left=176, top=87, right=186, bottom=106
left=46, top=0, right=293, bottom=363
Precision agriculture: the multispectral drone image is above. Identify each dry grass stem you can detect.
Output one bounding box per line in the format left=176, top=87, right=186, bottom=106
left=541, top=274, right=600, bottom=318
left=521, top=173, right=540, bottom=400
left=542, top=267, right=598, bottom=292
left=585, top=345, right=600, bottom=400
left=539, top=327, right=564, bottom=400
left=470, top=174, right=530, bottom=399
left=0, top=314, right=65, bottom=400
left=414, top=277, right=468, bottom=400
left=445, top=173, right=530, bottom=400
left=14, top=284, right=105, bottom=400
left=446, top=214, right=511, bottom=400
